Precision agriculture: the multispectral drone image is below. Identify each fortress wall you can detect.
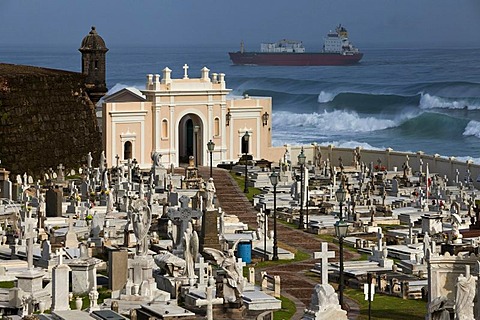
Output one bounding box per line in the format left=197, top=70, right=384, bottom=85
left=0, top=63, right=102, bottom=178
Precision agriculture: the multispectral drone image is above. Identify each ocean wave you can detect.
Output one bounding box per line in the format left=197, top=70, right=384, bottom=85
left=407, top=81, right=480, bottom=98
left=463, top=120, right=480, bottom=138
left=391, top=112, right=469, bottom=138
left=419, top=93, right=480, bottom=110
left=272, top=110, right=408, bottom=133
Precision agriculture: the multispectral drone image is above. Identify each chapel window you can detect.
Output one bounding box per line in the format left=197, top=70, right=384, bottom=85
left=162, top=119, right=168, bottom=138
left=214, top=117, right=220, bottom=136
left=124, top=141, right=132, bottom=160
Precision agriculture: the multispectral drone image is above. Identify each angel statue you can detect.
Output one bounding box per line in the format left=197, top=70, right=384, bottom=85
left=130, top=198, right=152, bottom=256
left=183, top=221, right=199, bottom=279
left=204, top=240, right=245, bottom=303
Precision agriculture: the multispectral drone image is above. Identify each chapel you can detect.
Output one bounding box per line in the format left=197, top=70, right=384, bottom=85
left=102, top=65, right=273, bottom=169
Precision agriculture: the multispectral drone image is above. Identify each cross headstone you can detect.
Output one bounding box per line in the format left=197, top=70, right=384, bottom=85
left=57, top=164, right=65, bottom=182
left=237, top=257, right=246, bottom=271
left=65, top=216, right=79, bottom=248
left=313, top=242, right=335, bottom=285
left=24, top=212, right=37, bottom=270
left=167, top=196, right=202, bottom=250
left=183, top=64, right=189, bottom=79
left=195, top=276, right=224, bottom=320
left=195, top=256, right=209, bottom=285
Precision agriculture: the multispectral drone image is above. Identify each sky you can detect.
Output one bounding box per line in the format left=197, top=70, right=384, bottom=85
left=1, top=0, right=480, bottom=49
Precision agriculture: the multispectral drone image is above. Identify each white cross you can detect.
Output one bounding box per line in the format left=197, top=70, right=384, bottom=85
left=57, top=248, right=65, bottom=265
left=183, top=64, right=189, bottom=79
left=313, top=242, right=335, bottom=285
left=195, top=256, right=208, bottom=285
left=195, top=277, right=223, bottom=320
left=237, top=257, right=246, bottom=270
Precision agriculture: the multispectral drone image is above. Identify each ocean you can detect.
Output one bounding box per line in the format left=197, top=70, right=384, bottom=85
left=1, top=45, right=480, bottom=162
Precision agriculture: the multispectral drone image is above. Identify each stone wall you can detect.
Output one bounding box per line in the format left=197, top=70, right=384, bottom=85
left=0, top=63, right=101, bottom=178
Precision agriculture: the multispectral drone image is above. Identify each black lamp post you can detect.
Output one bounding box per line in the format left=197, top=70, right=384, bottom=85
left=298, top=147, right=306, bottom=229
left=334, top=184, right=348, bottom=309
left=207, top=140, right=215, bottom=178
left=243, top=131, right=250, bottom=193
left=269, top=171, right=279, bottom=260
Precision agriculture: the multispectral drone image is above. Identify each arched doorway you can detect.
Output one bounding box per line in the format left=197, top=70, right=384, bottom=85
left=178, top=114, right=203, bottom=166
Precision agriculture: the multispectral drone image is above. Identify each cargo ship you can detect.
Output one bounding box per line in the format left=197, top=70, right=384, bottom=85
left=229, top=25, right=363, bottom=66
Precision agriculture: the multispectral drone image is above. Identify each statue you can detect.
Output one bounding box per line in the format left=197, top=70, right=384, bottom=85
left=130, top=199, right=152, bottom=256
left=455, top=272, right=476, bottom=320
left=204, top=240, right=244, bottom=303
left=423, top=232, right=431, bottom=257
left=302, top=283, right=347, bottom=319
left=183, top=222, right=199, bottom=279
left=106, top=188, right=114, bottom=215
left=205, top=178, right=216, bottom=210
left=151, top=152, right=162, bottom=167
left=87, top=152, right=92, bottom=168
left=428, top=296, right=450, bottom=320
left=100, top=151, right=106, bottom=172
left=451, top=213, right=463, bottom=244
left=154, top=251, right=186, bottom=277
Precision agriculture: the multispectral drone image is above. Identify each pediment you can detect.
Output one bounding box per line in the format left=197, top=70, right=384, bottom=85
left=103, top=87, right=146, bottom=103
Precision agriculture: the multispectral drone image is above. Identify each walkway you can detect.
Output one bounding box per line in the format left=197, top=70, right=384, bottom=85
left=197, top=167, right=360, bottom=320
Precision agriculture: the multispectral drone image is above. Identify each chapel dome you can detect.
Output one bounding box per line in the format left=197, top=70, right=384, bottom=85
left=79, top=26, right=108, bottom=52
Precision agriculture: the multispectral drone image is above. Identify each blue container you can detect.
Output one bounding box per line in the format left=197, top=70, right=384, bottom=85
left=236, top=241, right=252, bottom=264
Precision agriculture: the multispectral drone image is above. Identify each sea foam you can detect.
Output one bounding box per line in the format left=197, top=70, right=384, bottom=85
left=463, top=120, right=480, bottom=138
left=317, top=91, right=336, bottom=103
left=419, top=93, right=480, bottom=110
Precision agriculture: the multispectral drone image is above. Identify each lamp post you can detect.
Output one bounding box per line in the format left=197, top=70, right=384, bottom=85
left=194, top=125, right=200, bottom=167
left=243, top=131, right=250, bottom=193
left=207, top=140, right=215, bottom=178
left=335, top=184, right=348, bottom=309
left=269, top=171, right=279, bottom=260
left=297, top=147, right=306, bottom=229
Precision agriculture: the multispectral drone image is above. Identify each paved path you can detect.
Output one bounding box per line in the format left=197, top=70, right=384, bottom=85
left=196, top=167, right=360, bottom=320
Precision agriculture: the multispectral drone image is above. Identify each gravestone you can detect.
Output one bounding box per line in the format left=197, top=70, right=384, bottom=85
left=69, top=258, right=99, bottom=295
left=64, top=216, right=79, bottom=248
left=201, top=208, right=221, bottom=251
left=167, top=195, right=203, bottom=251
left=195, top=277, right=224, bottom=320
left=313, top=242, right=335, bottom=285
left=107, top=247, right=128, bottom=292
left=0, top=165, right=12, bottom=200
left=51, top=250, right=71, bottom=311
left=46, top=186, right=63, bottom=217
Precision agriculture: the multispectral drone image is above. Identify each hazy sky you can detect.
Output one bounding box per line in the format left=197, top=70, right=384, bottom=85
left=1, top=0, right=480, bottom=49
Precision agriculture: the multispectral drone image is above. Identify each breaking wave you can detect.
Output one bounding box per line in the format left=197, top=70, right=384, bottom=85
left=463, top=120, right=480, bottom=138
left=419, top=93, right=480, bottom=110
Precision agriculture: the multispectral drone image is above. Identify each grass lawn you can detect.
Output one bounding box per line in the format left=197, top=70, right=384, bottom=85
left=229, top=172, right=262, bottom=201
left=345, top=288, right=427, bottom=320
left=273, top=295, right=296, bottom=320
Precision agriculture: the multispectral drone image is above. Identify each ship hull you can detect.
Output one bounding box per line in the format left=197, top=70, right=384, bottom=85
left=228, top=52, right=363, bottom=66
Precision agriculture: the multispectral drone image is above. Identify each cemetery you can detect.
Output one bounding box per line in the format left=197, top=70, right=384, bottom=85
left=0, top=141, right=479, bottom=319
left=2, top=27, right=480, bottom=320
